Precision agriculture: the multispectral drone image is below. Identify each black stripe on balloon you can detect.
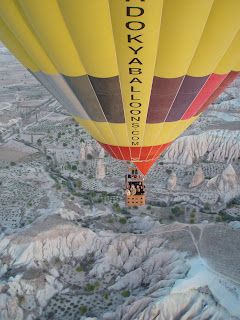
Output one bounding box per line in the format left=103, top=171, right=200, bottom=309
left=63, top=74, right=106, bottom=122
left=146, top=76, right=184, bottom=124
left=88, top=76, right=125, bottom=124
left=165, top=74, right=210, bottom=122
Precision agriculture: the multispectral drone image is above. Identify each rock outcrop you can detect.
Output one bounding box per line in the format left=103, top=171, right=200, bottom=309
left=79, top=143, right=85, bottom=160
left=96, top=159, right=105, bottom=180
left=167, top=172, right=177, bottom=190
left=0, top=216, right=240, bottom=319
left=189, top=167, right=205, bottom=187
left=0, top=215, right=96, bottom=268
left=163, top=130, right=240, bottom=165
left=207, top=164, right=239, bottom=202
left=228, top=221, right=240, bottom=230
left=58, top=208, right=80, bottom=220
left=99, top=147, right=105, bottom=159
left=86, top=144, right=93, bottom=156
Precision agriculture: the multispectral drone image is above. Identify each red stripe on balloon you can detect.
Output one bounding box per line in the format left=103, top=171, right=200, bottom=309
left=133, top=159, right=158, bottom=176
left=97, top=142, right=173, bottom=162
left=182, top=73, right=228, bottom=120
left=140, top=142, right=172, bottom=160
left=195, top=71, right=240, bottom=116
left=98, top=142, right=117, bottom=159
left=153, top=142, right=172, bottom=159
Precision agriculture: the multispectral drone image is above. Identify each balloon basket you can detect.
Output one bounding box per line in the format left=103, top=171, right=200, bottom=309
left=125, top=168, right=145, bottom=207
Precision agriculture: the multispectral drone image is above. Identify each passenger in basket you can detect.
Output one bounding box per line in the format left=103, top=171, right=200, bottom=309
left=125, top=188, right=131, bottom=196
left=130, top=184, right=136, bottom=196
left=136, top=185, right=141, bottom=195
left=139, top=182, right=145, bottom=194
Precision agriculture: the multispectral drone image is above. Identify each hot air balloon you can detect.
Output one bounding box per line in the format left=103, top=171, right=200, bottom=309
left=0, top=0, right=240, bottom=182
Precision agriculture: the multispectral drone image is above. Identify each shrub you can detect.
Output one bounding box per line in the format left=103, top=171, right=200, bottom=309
left=166, top=169, right=172, bottom=175
left=28, top=202, right=32, bottom=207
left=76, top=266, right=83, bottom=272
left=72, top=165, right=77, bottom=171
left=108, top=218, right=114, bottom=223
left=104, top=293, right=109, bottom=299
left=86, top=283, right=95, bottom=292
left=10, top=162, right=16, bottom=166
left=204, top=204, right=211, bottom=212
left=87, top=153, right=93, bottom=160
left=171, top=206, right=180, bottom=215
left=149, top=201, right=167, bottom=207
left=121, top=290, right=130, bottom=298
left=147, top=205, right=151, bottom=210
left=169, top=215, right=174, bottom=220
left=76, top=178, right=82, bottom=189
left=113, top=202, right=121, bottom=212
left=80, top=305, right=87, bottom=315
left=18, top=295, right=25, bottom=304
left=55, top=183, right=61, bottom=190
left=63, top=142, right=68, bottom=147
left=190, top=213, right=195, bottom=218
left=133, top=206, right=138, bottom=209
left=88, top=174, right=93, bottom=179
left=119, top=217, right=127, bottom=224
left=190, top=219, right=195, bottom=224
left=216, top=217, right=222, bottom=223
left=121, top=208, right=129, bottom=215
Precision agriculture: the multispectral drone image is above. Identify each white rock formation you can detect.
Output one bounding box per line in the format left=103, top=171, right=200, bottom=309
left=0, top=294, right=24, bottom=320
left=36, top=275, right=63, bottom=307
left=86, top=144, right=93, bottom=156
left=99, top=147, right=105, bottom=159
left=79, top=143, right=85, bottom=160
left=207, top=164, right=239, bottom=202
left=189, top=167, right=205, bottom=187
left=0, top=216, right=96, bottom=268
left=96, top=159, right=105, bottom=180
left=0, top=215, right=240, bottom=319
left=58, top=208, right=80, bottom=220
left=228, top=221, right=240, bottom=230
left=163, top=130, right=240, bottom=165
left=167, top=172, right=177, bottom=190
left=173, top=195, right=190, bottom=202
left=130, top=216, right=162, bottom=233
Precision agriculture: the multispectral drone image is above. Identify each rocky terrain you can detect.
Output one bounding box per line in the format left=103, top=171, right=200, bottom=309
left=0, top=43, right=240, bottom=319
left=0, top=213, right=239, bottom=320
